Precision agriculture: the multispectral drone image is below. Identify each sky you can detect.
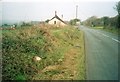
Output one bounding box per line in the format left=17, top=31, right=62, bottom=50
left=1, top=0, right=119, bottom=25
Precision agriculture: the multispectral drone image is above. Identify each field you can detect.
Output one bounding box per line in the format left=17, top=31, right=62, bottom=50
left=2, top=24, right=85, bottom=80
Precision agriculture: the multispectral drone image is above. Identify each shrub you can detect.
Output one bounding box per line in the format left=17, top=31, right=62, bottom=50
left=2, top=27, right=55, bottom=80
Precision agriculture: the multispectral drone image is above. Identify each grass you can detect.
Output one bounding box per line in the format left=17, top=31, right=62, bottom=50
left=2, top=24, right=86, bottom=80
left=92, top=26, right=120, bottom=35
left=102, top=28, right=120, bottom=35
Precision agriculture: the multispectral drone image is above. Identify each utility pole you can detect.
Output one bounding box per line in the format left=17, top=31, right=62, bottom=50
left=76, top=5, right=78, bottom=19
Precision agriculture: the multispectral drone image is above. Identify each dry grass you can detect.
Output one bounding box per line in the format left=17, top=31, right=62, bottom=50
left=33, top=25, right=86, bottom=80
left=2, top=24, right=85, bottom=80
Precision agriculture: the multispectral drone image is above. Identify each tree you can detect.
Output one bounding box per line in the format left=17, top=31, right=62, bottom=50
left=45, top=19, right=50, bottom=23
left=115, top=1, right=120, bottom=28
left=101, top=16, right=109, bottom=28
left=82, top=16, right=97, bottom=27
left=82, top=15, right=118, bottom=28
left=4, top=24, right=8, bottom=26
left=69, top=18, right=80, bottom=25
left=115, top=1, right=120, bottom=15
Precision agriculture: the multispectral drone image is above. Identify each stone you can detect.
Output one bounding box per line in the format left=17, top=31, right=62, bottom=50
left=33, top=56, right=42, bottom=62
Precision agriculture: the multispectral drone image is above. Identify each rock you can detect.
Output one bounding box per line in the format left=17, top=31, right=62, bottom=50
left=33, top=56, right=42, bottom=62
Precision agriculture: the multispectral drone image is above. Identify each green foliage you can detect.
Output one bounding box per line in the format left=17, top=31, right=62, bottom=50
left=83, top=2, right=120, bottom=28
left=2, top=25, right=85, bottom=80
left=69, top=19, right=80, bottom=25
left=45, top=19, right=50, bottom=23
left=101, top=16, right=110, bottom=28
left=82, top=16, right=118, bottom=28
left=33, top=26, right=85, bottom=80
left=115, top=1, right=120, bottom=15
left=21, top=22, right=32, bottom=27
left=15, top=74, right=26, bottom=80
left=117, top=15, right=120, bottom=28
left=3, top=24, right=9, bottom=26
left=2, top=27, right=54, bottom=80
left=115, top=1, right=120, bottom=28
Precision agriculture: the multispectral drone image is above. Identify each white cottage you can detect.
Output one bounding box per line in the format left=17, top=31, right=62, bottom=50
left=48, top=11, right=67, bottom=27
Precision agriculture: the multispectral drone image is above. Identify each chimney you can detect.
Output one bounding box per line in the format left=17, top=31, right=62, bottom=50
left=61, top=14, right=63, bottom=20
left=55, top=11, right=57, bottom=16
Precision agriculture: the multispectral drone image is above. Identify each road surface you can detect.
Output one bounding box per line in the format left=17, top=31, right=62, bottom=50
left=79, top=26, right=119, bottom=80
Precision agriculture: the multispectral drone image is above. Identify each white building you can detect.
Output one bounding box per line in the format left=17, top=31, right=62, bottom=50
left=48, top=11, right=67, bottom=27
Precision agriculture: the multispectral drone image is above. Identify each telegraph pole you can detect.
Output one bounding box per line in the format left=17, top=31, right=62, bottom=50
left=76, top=5, right=78, bottom=19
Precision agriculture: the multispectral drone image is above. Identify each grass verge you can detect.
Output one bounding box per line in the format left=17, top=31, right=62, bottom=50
left=2, top=24, right=86, bottom=80
left=92, top=26, right=120, bottom=35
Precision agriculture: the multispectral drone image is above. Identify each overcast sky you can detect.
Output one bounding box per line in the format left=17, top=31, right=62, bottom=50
left=1, top=0, right=119, bottom=25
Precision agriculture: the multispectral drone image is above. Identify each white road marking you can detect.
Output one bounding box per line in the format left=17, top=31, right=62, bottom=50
left=83, top=27, right=120, bottom=43
left=102, top=34, right=109, bottom=37
left=112, top=38, right=120, bottom=43
left=95, top=30, right=120, bottom=43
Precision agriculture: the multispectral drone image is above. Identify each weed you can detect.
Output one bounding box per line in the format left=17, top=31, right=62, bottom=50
left=2, top=25, right=85, bottom=80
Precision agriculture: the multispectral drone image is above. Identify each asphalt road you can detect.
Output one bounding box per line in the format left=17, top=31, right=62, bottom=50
left=79, top=26, right=119, bottom=80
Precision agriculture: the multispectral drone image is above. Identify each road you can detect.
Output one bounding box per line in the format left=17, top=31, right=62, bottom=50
left=79, top=26, right=119, bottom=80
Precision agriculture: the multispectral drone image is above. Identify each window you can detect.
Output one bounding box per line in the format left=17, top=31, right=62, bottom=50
left=54, top=21, right=56, bottom=24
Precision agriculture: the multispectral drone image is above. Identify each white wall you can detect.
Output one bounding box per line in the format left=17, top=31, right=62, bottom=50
left=48, top=18, right=66, bottom=26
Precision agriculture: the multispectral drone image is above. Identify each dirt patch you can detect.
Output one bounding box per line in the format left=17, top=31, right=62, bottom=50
left=60, top=49, right=78, bottom=79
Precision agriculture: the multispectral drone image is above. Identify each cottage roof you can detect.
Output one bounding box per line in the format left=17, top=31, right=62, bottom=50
left=49, top=14, right=66, bottom=24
